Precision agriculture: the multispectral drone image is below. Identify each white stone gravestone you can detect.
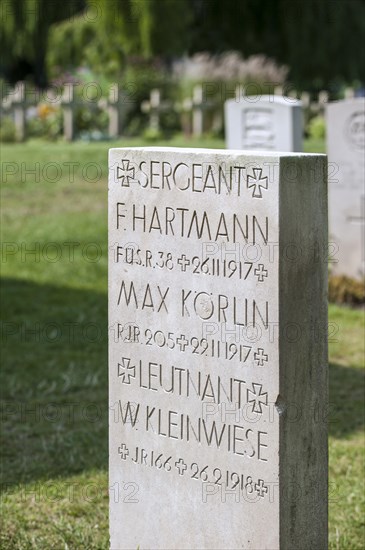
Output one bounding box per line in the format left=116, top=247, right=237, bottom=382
left=326, top=98, right=365, bottom=279
left=225, top=95, right=303, bottom=152
left=109, top=147, right=328, bottom=550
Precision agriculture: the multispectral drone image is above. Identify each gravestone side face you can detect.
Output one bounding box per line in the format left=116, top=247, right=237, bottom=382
left=224, top=95, right=303, bottom=152
left=108, top=148, right=327, bottom=550
left=326, top=98, right=365, bottom=279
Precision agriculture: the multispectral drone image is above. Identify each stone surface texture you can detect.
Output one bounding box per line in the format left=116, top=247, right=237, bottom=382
left=109, top=147, right=327, bottom=550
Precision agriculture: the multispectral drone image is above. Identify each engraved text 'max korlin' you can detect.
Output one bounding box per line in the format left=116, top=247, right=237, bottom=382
left=116, top=202, right=269, bottom=244
left=117, top=280, right=269, bottom=327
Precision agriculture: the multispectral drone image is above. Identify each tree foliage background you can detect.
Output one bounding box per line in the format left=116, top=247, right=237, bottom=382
left=0, top=0, right=364, bottom=89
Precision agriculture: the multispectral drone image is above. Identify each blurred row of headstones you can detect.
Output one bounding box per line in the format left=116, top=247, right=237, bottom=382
left=1, top=82, right=223, bottom=141
left=2, top=82, right=364, bottom=280
left=1, top=82, right=127, bottom=142
left=1, top=81, right=360, bottom=142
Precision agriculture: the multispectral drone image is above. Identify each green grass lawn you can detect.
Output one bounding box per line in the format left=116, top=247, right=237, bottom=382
left=1, top=136, right=364, bottom=549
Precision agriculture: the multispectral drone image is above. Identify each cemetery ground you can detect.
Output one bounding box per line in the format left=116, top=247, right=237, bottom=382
left=1, top=137, right=364, bottom=549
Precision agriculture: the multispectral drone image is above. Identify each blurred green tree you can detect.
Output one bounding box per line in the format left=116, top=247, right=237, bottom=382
left=187, top=0, right=365, bottom=89
left=0, top=0, right=85, bottom=86
left=1, top=0, right=364, bottom=89
left=90, top=0, right=191, bottom=58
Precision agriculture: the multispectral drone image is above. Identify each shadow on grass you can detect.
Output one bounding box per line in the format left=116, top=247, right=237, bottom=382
left=0, top=277, right=363, bottom=489
left=0, top=277, right=108, bottom=487
left=329, top=362, right=364, bottom=438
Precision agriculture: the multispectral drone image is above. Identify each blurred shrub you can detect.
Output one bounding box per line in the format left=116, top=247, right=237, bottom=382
left=329, top=275, right=365, bottom=305
left=38, top=103, right=58, bottom=119
left=0, top=117, right=16, bottom=142
left=142, top=128, right=163, bottom=141
left=75, top=107, right=108, bottom=134
left=307, top=115, right=326, bottom=140
left=52, top=66, right=113, bottom=99
left=173, top=52, right=288, bottom=99
left=121, top=59, right=179, bottom=136
left=27, top=106, right=62, bottom=140
left=47, top=16, right=125, bottom=81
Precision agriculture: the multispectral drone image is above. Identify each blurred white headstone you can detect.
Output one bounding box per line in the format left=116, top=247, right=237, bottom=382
left=225, top=95, right=303, bottom=152
left=327, top=98, right=365, bottom=279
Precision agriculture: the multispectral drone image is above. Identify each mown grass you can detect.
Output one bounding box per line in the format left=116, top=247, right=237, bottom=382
left=1, top=136, right=364, bottom=549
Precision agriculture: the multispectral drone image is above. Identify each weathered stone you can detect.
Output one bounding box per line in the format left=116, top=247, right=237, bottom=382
left=109, top=147, right=328, bottom=550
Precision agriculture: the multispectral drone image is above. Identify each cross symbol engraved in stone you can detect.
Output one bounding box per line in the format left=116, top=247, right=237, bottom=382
left=348, top=195, right=365, bottom=262
left=247, top=383, right=268, bottom=414
left=118, top=443, right=129, bottom=460
left=177, top=254, right=191, bottom=272
left=254, top=348, right=268, bottom=366
left=117, top=160, right=135, bottom=187
left=247, top=168, right=268, bottom=198
left=254, top=263, right=268, bottom=281
left=175, top=458, right=187, bottom=475
left=118, top=357, right=136, bottom=384
left=176, top=334, right=189, bottom=352
left=255, top=479, right=268, bottom=498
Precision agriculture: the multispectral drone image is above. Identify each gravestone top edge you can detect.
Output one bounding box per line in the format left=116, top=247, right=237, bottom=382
left=109, top=146, right=324, bottom=158
left=226, top=95, right=302, bottom=106
left=326, top=96, right=365, bottom=107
